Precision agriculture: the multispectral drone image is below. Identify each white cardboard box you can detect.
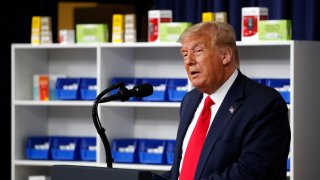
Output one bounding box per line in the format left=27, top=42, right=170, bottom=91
left=241, top=7, right=268, bottom=42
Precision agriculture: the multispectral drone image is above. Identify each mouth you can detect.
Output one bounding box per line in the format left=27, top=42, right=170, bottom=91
left=190, top=70, right=200, bottom=78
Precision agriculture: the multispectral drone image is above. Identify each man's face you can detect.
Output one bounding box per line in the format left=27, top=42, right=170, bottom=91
left=180, top=33, right=226, bottom=94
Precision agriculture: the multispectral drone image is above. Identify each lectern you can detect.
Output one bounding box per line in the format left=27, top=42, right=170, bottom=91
left=51, top=165, right=163, bottom=180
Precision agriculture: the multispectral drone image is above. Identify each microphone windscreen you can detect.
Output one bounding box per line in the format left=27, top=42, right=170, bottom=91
left=132, top=83, right=153, bottom=98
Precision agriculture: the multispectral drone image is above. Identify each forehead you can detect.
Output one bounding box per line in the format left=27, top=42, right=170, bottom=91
left=180, top=33, right=213, bottom=50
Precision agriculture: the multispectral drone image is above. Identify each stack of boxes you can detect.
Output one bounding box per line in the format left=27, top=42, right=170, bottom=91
left=31, top=16, right=53, bottom=45
left=124, top=14, right=137, bottom=43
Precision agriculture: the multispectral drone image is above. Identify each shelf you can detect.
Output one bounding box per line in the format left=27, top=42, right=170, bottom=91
left=14, top=100, right=181, bottom=108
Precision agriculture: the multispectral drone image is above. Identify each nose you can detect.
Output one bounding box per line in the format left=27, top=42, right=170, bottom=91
left=184, top=52, right=196, bottom=65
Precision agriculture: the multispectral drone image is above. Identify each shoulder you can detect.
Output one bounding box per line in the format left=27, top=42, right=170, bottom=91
left=240, top=74, right=288, bottom=111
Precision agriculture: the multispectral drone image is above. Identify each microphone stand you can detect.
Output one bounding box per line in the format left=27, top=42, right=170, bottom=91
left=91, top=81, right=126, bottom=168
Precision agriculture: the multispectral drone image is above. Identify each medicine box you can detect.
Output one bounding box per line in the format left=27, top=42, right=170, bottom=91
left=242, top=7, right=268, bottom=42
left=79, top=78, right=97, bottom=100
left=259, top=20, right=292, bottom=40
left=141, top=78, right=168, bottom=102
left=112, top=14, right=124, bottom=43
left=51, top=136, right=80, bottom=161
left=138, top=139, right=167, bottom=164
left=148, top=10, right=172, bottom=42
left=167, top=78, right=188, bottom=102
left=25, top=136, right=51, bottom=160
left=159, top=22, right=192, bottom=42
left=215, top=12, right=228, bottom=23
left=202, top=12, right=215, bottom=22
left=55, top=78, right=80, bottom=100
left=112, top=138, right=140, bottom=163
left=33, top=74, right=49, bottom=101
left=80, top=137, right=96, bottom=161
left=59, top=29, right=75, bottom=44
left=76, top=24, right=108, bottom=43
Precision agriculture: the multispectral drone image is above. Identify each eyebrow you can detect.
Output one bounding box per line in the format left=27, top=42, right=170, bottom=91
left=180, top=42, right=205, bottom=54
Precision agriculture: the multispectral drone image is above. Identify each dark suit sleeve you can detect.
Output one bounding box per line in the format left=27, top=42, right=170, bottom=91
left=204, top=96, right=290, bottom=180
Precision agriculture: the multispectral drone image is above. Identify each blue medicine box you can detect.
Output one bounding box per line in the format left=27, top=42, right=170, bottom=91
left=80, top=137, right=96, bottom=161
left=80, top=78, right=97, bottom=100
left=141, top=78, right=168, bottom=102
left=166, top=140, right=176, bottom=165
left=112, top=138, right=139, bottom=163
left=25, top=136, right=51, bottom=160
left=139, top=139, right=167, bottom=164
left=51, top=136, right=80, bottom=161
left=167, top=78, right=188, bottom=102
left=55, top=78, right=80, bottom=100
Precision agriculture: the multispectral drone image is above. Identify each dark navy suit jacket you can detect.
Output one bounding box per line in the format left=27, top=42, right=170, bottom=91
left=164, top=71, right=291, bottom=180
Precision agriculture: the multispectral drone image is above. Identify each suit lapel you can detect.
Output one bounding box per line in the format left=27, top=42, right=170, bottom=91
left=194, top=72, right=246, bottom=179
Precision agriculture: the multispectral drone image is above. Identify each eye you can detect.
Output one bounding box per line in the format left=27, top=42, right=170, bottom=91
left=181, top=51, right=188, bottom=58
left=194, top=48, right=203, bottom=56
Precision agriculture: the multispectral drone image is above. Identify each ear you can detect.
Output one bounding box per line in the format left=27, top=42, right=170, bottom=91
left=221, top=47, right=232, bottom=65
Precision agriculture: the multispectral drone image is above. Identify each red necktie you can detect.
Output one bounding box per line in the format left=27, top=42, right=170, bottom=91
left=179, top=96, right=214, bottom=180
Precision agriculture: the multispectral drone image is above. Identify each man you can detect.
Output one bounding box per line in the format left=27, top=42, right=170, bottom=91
left=164, top=22, right=291, bottom=180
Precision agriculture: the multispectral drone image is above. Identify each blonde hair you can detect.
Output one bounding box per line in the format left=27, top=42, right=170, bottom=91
left=179, top=22, right=240, bottom=67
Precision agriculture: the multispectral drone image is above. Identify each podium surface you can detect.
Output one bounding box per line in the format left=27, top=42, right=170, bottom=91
left=52, top=165, right=168, bottom=180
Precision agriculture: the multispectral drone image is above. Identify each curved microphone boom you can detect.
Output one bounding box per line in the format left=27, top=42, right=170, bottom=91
left=91, top=82, right=153, bottom=168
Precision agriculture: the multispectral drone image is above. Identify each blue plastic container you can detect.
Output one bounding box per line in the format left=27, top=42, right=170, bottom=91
left=166, top=140, right=176, bottom=165
left=167, top=78, right=188, bottom=102
left=287, top=158, right=290, bottom=171
left=25, top=136, right=51, bottom=160
left=141, top=78, right=168, bottom=102
left=110, top=77, right=140, bottom=101
left=80, top=137, right=96, bottom=161
left=51, top=136, right=79, bottom=161
left=264, top=78, right=290, bottom=88
left=55, top=78, right=80, bottom=100
left=139, top=139, right=166, bottom=164
left=111, top=138, right=139, bottom=163
left=80, top=78, right=97, bottom=100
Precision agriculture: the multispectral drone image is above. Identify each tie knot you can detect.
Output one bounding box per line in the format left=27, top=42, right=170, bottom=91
left=204, top=96, right=214, bottom=107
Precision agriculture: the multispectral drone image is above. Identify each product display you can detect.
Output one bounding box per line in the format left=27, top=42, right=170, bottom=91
left=241, top=7, right=268, bottom=42
left=159, top=22, right=192, bottom=42
left=76, top=24, right=108, bottom=43
left=148, top=10, right=172, bottom=42
left=259, top=20, right=292, bottom=40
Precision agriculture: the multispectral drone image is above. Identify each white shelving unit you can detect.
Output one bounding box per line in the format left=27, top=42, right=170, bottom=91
left=11, top=41, right=320, bottom=180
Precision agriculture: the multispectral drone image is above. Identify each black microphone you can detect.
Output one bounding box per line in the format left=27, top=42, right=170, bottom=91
left=99, top=83, right=153, bottom=103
